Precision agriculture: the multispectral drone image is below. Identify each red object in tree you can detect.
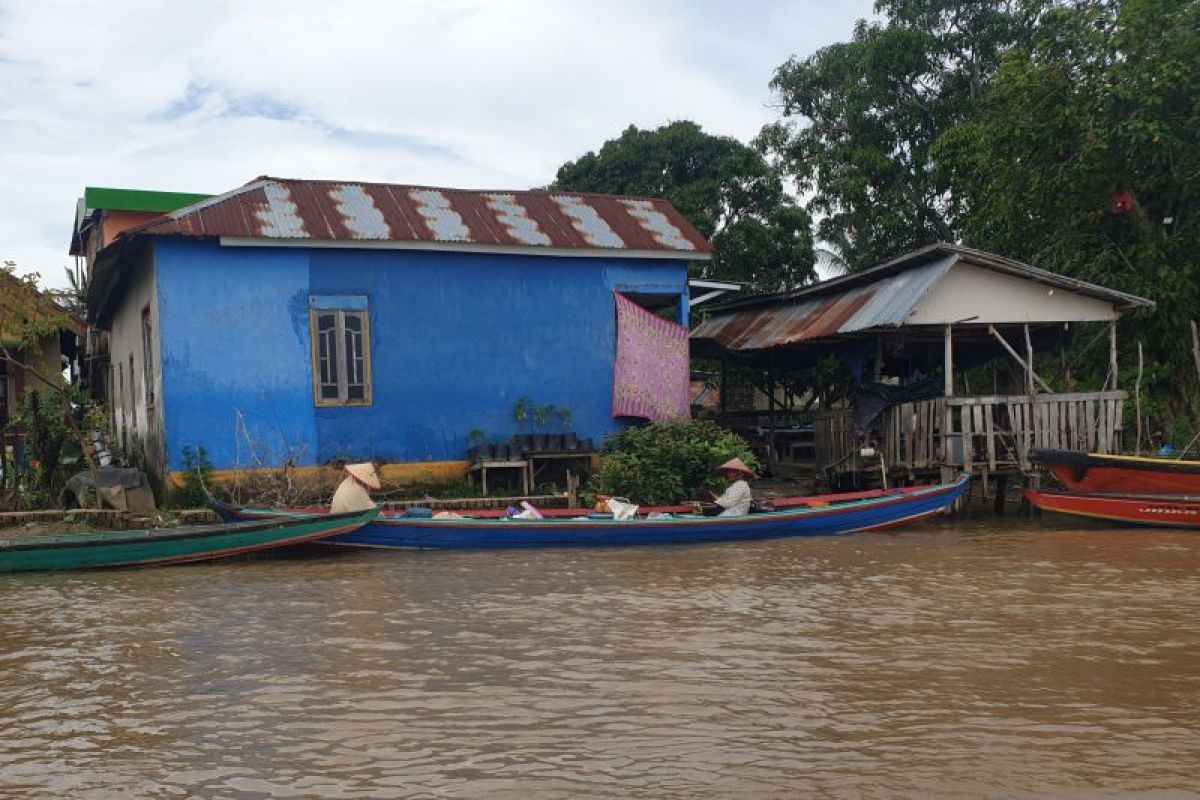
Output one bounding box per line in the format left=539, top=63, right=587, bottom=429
left=1109, top=190, right=1135, bottom=214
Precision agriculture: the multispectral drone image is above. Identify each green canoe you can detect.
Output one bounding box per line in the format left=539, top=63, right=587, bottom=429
left=0, top=507, right=380, bottom=574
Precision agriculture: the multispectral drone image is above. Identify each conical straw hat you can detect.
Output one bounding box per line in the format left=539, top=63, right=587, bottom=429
left=344, top=462, right=381, bottom=490
left=716, top=457, right=754, bottom=478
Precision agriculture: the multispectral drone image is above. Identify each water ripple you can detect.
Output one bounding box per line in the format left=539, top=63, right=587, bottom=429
left=2, top=522, right=1200, bottom=797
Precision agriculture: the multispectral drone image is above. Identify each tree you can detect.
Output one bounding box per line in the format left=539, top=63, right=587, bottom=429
left=764, top=0, right=1049, bottom=269
left=933, top=0, right=1200, bottom=419
left=552, top=121, right=815, bottom=292
left=0, top=264, right=100, bottom=506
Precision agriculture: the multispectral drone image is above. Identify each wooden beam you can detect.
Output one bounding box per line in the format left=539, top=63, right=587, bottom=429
left=1023, top=323, right=1035, bottom=395
left=719, top=358, right=728, bottom=415
left=1135, top=340, right=1144, bottom=455
left=1191, top=320, right=1200, bottom=384
left=987, top=325, right=1054, bottom=393
left=944, top=324, right=954, bottom=397
left=1109, top=321, right=1119, bottom=391
left=1074, top=322, right=1112, bottom=363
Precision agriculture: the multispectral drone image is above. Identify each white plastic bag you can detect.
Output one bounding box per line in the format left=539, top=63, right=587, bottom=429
left=606, top=497, right=640, bottom=520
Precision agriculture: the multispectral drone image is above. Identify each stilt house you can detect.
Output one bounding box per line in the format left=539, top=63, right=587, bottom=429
left=691, top=244, right=1154, bottom=494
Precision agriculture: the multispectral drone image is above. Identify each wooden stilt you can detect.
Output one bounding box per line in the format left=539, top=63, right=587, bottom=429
left=1109, top=321, right=1119, bottom=391
left=1135, top=341, right=1144, bottom=455
left=1191, top=320, right=1200, bottom=384
left=1023, top=323, right=1035, bottom=395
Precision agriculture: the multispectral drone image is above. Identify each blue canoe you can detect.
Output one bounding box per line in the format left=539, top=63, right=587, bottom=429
left=208, top=474, right=969, bottom=550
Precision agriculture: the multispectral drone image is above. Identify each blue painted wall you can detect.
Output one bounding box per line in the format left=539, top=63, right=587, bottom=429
left=154, top=238, right=688, bottom=471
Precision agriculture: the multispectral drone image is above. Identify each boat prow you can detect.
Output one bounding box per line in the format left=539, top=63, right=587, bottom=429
left=1024, top=489, right=1200, bottom=529
left=0, top=507, right=380, bottom=573
left=1031, top=449, right=1200, bottom=495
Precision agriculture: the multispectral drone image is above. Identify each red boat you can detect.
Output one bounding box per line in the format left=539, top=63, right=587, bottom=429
left=1030, top=449, right=1200, bottom=495
left=1024, top=489, right=1200, bottom=529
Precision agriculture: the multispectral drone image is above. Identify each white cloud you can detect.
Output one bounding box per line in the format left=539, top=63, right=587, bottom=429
left=0, top=0, right=873, bottom=287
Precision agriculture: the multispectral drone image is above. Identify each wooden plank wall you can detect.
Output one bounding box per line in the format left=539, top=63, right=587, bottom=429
left=814, top=409, right=859, bottom=472
left=878, top=391, right=1126, bottom=475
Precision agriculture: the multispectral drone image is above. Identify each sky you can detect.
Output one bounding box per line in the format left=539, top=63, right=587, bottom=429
left=0, top=0, right=874, bottom=288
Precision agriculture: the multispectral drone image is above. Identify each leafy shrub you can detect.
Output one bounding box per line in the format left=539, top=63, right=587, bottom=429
left=590, top=420, right=759, bottom=504
left=6, top=388, right=104, bottom=508
left=176, top=446, right=214, bottom=508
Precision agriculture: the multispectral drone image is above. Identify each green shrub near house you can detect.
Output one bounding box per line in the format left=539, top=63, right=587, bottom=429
left=590, top=420, right=758, bottom=505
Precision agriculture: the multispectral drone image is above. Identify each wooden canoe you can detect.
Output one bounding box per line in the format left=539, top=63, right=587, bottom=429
left=1024, top=489, right=1200, bottom=529
left=0, top=507, right=380, bottom=574
left=1031, top=449, right=1200, bottom=495
left=209, top=475, right=970, bottom=550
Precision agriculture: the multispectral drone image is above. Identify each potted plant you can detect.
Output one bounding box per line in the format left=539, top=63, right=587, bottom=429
left=467, top=427, right=489, bottom=462
left=513, top=397, right=534, bottom=453
left=532, top=404, right=552, bottom=452
left=557, top=407, right=576, bottom=450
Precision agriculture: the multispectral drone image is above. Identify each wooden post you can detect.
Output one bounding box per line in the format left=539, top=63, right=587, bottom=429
left=718, top=358, right=728, bottom=419
left=944, top=324, right=954, bottom=397
left=816, top=348, right=825, bottom=409
left=1061, top=322, right=1072, bottom=392
left=1191, top=320, right=1200, bottom=383
left=1023, top=324, right=1035, bottom=395
left=874, top=336, right=884, bottom=382
left=1135, top=341, right=1144, bottom=455
left=766, top=371, right=778, bottom=470
left=1109, top=321, right=1119, bottom=391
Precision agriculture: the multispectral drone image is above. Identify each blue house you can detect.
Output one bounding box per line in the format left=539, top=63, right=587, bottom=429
left=84, top=177, right=709, bottom=485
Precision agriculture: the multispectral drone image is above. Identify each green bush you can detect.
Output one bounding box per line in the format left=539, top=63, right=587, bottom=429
left=590, top=420, right=759, bottom=504
left=176, top=446, right=214, bottom=508
left=7, top=389, right=104, bottom=508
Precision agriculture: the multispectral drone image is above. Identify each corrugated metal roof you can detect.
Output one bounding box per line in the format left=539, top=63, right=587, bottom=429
left=120, top=176, right=711, bottom=257
left=708, top=243, right=1151, bottom=314
left=690, top=269, right=940, bottom=352
left=693, top=244, right=1154, bottom=353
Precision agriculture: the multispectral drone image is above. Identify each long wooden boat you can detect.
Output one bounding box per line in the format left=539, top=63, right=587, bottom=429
left=1031, top=449, right=1200, bottom=495
left=208, top=475, right=969, bottom=550
left=1024, top=489, right=1200, bottom=529
left=0, top=507, right=380, bottom=574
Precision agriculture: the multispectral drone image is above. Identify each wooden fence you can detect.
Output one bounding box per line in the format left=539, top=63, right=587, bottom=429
left=815, top=391, right=1126, bottom=476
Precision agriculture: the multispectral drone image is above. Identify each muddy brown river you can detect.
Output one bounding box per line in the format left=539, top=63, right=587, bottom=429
left=2, top=519, right=1199, bottom=798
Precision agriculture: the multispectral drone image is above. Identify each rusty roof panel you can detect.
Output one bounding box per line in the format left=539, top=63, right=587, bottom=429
left=123, top=177, right=710, bottom=257
left=691, top=263, right=951, bottom=352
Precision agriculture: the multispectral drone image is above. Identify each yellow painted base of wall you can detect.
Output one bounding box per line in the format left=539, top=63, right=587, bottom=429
left=170, top=461, right=470, bottom=489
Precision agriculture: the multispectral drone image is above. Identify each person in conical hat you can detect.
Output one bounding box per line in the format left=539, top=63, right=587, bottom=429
left=330, top=462, right=381, bottom=514
left=711, top=457, right=755, bottom=516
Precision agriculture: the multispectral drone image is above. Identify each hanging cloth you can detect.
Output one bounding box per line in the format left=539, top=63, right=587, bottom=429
left=612, top=292, right=690, bottom=422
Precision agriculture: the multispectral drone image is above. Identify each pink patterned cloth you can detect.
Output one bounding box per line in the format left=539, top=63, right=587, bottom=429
left=612, top=292, right=690, bottom=421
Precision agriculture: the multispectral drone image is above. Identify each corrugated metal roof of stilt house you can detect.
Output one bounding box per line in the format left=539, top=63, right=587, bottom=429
left=691, top=243, right=1153, bottom=353
left=117, top=176, right=713, bottom=258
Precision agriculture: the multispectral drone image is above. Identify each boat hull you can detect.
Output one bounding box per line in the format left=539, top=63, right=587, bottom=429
left=213, top=476, right=969, bottom=550
left=1031, top=449, right=1200, bottom=495
left=0, top=508, right=379, bottom=573
left=1024, top=489, right=1200, bottom=529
